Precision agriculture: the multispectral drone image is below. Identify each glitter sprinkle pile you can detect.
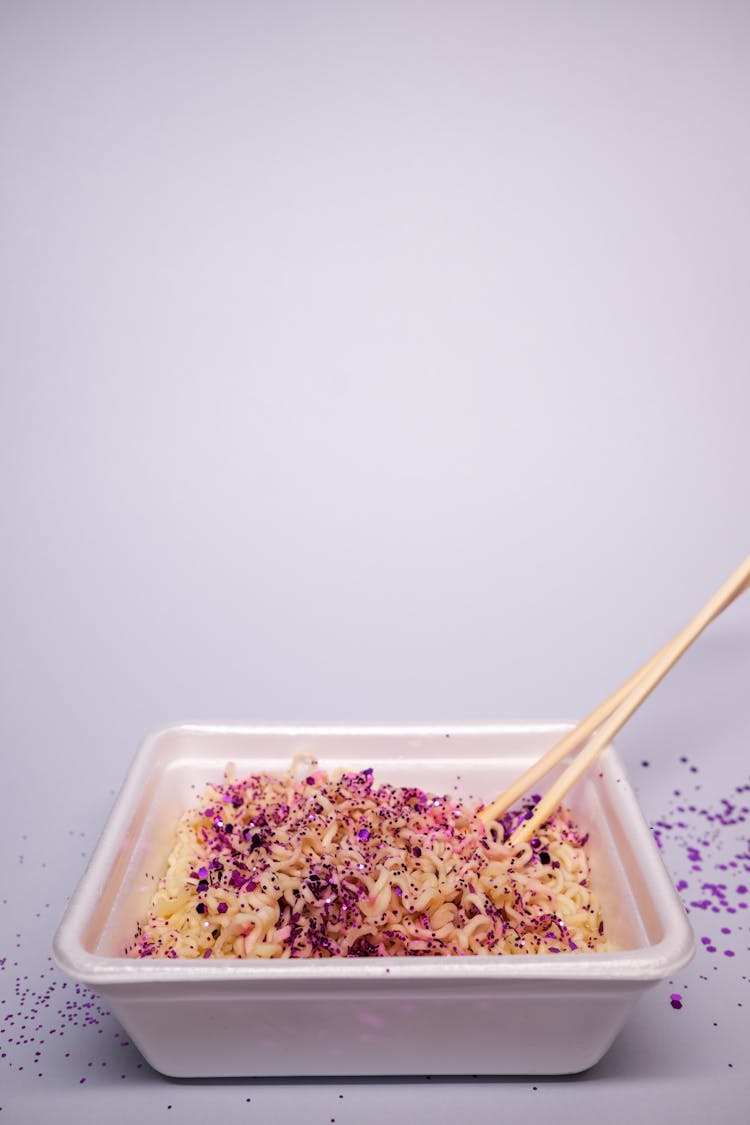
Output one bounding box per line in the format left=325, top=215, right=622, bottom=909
left=0, top=939, right=145, bottom=1093
left=640, top=755, right=750, bottom=1029
left=650, top=758, right=749, bottom=963
left=130, top=763, right=607, bottom=959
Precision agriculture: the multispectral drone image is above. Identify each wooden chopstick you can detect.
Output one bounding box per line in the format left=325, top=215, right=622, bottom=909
left=479, top=571, right=746, bottom=828
left=478, top=641, right=671, bottom=826
left=480, top=556, right=750, bottom=846
left=480, top=564, right=750, bottom=829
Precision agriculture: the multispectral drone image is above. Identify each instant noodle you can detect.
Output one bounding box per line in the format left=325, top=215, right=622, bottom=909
left=131, top=760, right=607, bottom=959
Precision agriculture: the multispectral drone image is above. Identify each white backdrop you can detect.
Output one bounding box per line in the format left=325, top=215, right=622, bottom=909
left=1, top=3, right=749, bottom=1122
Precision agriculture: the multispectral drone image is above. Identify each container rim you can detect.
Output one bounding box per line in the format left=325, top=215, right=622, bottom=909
left=52, top=721, right=696, bottom=987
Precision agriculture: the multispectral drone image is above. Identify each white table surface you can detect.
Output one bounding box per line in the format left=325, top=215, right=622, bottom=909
left=1, top=3, right=749, bottom=1121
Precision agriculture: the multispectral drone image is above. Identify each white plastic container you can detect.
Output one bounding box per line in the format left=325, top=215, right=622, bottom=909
left=53, top=723, right=694, bottom=1077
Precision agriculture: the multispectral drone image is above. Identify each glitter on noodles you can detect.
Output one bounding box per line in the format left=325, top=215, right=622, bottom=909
left=129, top=761, right=609, bottom=959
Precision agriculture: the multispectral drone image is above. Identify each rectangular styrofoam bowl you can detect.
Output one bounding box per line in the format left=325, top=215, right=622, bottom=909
left=53, top=723, right=694, bottom=1076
